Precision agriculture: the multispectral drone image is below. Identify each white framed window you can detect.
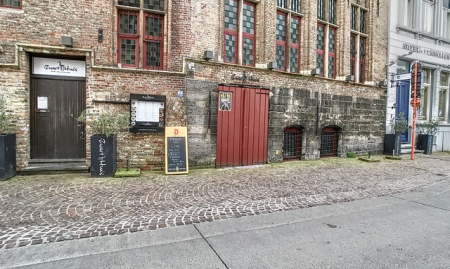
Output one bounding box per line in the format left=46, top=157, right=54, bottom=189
left=438, top=72, right=449, bottom=122
left=420, top=0, right=435, bottom=34
left=399, top=0, right=414, bottom=28
left=419, top=69, right=433, bottom=121
left=442, top=0, right=450, bottom=39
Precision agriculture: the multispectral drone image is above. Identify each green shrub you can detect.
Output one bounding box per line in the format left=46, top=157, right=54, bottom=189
left=417, top=119, right=439, bottom=135
left=347, top=152, right=356, bottom=158
left=0, top=95, right=13, bottom=134
left=390, top=112, right=408, bottom=134
left=77, top=110, right=130, bottom=138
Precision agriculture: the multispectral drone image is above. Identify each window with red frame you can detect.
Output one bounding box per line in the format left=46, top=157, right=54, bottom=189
left=224, top=0, right=255, bottom=66
left=328, top=27, right=336, bottom=78
left=144, top=13, right=164, bottom=70
left=277, top=0, right=302, bottom=73
left=350, top=34, right=356, bottom=81
left=276, top=12, right=287, bottom=71
left=118, top=10, right=139, bottom=68
left=316, top=0, right=337, bottom=78
left=117, top=0, right=164, bottom=70
left=316, top=24, right=325, bottom=77
left=350, top=3, right=368, bottom=83
left=0, top=0, right=21, bottom=8
left=224, top=0, right=239, bottom=64
left=242, top=2, right=255, bottom=66
left=359, top=37, right=366, bottom=83
left=289, top=16, right=301, bottom=73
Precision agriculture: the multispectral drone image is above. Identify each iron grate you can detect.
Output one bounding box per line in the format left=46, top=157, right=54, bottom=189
left=321, top=127, right=338, bottom=157
left=283, top=127, right=302, bottom=160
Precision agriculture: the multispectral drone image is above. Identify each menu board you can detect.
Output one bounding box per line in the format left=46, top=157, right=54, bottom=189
left=135, top=100, right=160, bottom=122
left=129, top=94, right=166, bottom=133
left=165, top=127, right=189, bottom=175
left=167, top=137, right=187, bottom=173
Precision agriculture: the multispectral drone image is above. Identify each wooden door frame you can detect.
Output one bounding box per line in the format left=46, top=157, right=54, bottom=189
left=29, top=55, right=86, bottom=160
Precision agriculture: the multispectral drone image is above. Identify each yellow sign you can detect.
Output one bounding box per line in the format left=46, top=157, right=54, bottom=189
left=165, top=127, right=189, bottom=175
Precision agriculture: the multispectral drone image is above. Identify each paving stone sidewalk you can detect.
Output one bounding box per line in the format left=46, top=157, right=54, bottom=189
left=1, top=154, right=450, bottom=250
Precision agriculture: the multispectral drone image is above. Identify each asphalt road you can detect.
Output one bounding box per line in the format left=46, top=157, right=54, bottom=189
left=1, top=178, right=449, bottom=269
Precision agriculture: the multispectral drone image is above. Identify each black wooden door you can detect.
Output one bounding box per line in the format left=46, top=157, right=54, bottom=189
left=30, top=78, right=86, bottom=159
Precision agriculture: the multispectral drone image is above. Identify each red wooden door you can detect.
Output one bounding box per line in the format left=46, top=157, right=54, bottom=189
left=216, top=86, right=269, bottom=167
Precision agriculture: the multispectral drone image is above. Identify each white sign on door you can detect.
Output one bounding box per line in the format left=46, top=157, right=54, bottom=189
left=37, top=96, right=48, bottom=110
left=32, top=57, right=86, bottom=77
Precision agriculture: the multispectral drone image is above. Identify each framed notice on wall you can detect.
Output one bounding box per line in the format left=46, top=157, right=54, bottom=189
left=129, top=94, right=166, bottom=133
left=165, top=127, right=189, bottom=175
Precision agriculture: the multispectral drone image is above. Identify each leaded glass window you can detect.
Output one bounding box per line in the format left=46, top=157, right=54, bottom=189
left=276, top=13, right=287, bottom=41
left=350, top=34, right=356, bottom=80
left=329, top=0, right=336, bottom=24
left=318, top=0, right=325, bottom=20
left=291, top=0, right=301, bottom=13
left=351, top=6, right=357, bottom=30
left=117, top=1, right=165, bottom=69
left=118, top=0, right=140, bottom=7
left=242, top=3, right=255, bottom=34
left=243, top=38, right=254, bottom=65
left=242, top=1, right=256, bottom=66
left=144, top=0, right=164, bottom=11
left=277, top=0, right=287, bottom=9
left=360, top=9, right=366, bottom=33
left=0, top=0, right=20, bottom=8
left=225, top=0, right=239, bottom=31
left=316, top=24, right=325, bottom=76
left=276, top=13, right=287, bottom=70
left=359, top=37, right=365, bottom=83
left=317, top=25, right=325, bottom=50
left=119, top=11, right=138, bottom=35
left=225, top=34, right=237, bottom=63
left=121, top=40, right=137, bottom=66
left=328, top=28, right=336, bottom=78
left=224, top=0, right=239, bottom=64
left=276, top=45, right=286, bottom=70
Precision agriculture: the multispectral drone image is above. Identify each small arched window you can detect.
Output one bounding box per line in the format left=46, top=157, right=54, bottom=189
left=321, top=126, right=339, bottom=157
left=283, top=126, right=302, bottom=160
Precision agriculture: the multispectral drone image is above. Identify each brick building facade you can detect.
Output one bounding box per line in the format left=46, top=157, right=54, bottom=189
left=0, top=0, right=389, bottom=172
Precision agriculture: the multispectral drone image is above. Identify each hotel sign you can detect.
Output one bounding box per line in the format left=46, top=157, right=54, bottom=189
left=32, top=57, right=86, bottom=77
left=402, top=43, right=450, bottom=61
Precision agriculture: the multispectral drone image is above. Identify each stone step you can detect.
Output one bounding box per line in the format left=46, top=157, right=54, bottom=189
left=21, top=159, right=89, bottom=174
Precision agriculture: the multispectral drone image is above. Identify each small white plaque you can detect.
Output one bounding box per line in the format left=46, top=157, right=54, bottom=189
left=37, top=96, right=48, bottom=110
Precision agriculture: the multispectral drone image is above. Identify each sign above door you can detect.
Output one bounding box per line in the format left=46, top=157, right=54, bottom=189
left=32, top=57, right=86, bottom=77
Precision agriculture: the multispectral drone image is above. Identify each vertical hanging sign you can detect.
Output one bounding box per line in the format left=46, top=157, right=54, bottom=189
left=165, top=127, right=189, bottom=175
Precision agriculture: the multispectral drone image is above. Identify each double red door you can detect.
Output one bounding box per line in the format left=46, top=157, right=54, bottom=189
left=216, top=86, right=269, bottom=167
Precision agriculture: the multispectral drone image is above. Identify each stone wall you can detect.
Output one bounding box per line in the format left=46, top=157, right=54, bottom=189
left=186, top=61, right=386, bottom=167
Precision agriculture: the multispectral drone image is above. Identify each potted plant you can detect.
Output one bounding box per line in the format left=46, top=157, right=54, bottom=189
left=416, top=118, right=439, bottom=154
left=384, top=112, right=408, bottom=156
left=0, top=94, right=16, bottom=181
left=78, top=110, right=129, bottom=177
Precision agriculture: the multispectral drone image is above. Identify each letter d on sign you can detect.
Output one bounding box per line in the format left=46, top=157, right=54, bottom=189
left=174, top=129, right=179, bottom=135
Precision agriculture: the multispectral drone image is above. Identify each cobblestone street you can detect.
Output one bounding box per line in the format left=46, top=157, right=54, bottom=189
left=1, top=154, right=450, bottom=250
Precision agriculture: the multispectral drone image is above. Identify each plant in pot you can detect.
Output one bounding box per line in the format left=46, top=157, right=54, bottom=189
left=384, top=112, right=408, bottom=156
left=0, top=94, right=16, bottom=181
left=78, top=110, right=129, bottom=177
left=416, top=118, right=439, bottom=154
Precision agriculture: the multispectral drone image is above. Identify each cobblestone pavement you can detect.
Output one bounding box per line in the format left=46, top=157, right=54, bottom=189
left=1, top=153, right=450, bottom=250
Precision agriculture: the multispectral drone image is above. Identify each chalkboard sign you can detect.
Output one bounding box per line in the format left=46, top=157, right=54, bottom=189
left=165, top=127, right=189, bottom=174
left=167, top=137, right=187, bottom=173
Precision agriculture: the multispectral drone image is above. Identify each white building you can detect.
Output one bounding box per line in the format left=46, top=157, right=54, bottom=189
left=387, top=0, right=450, bottom=151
